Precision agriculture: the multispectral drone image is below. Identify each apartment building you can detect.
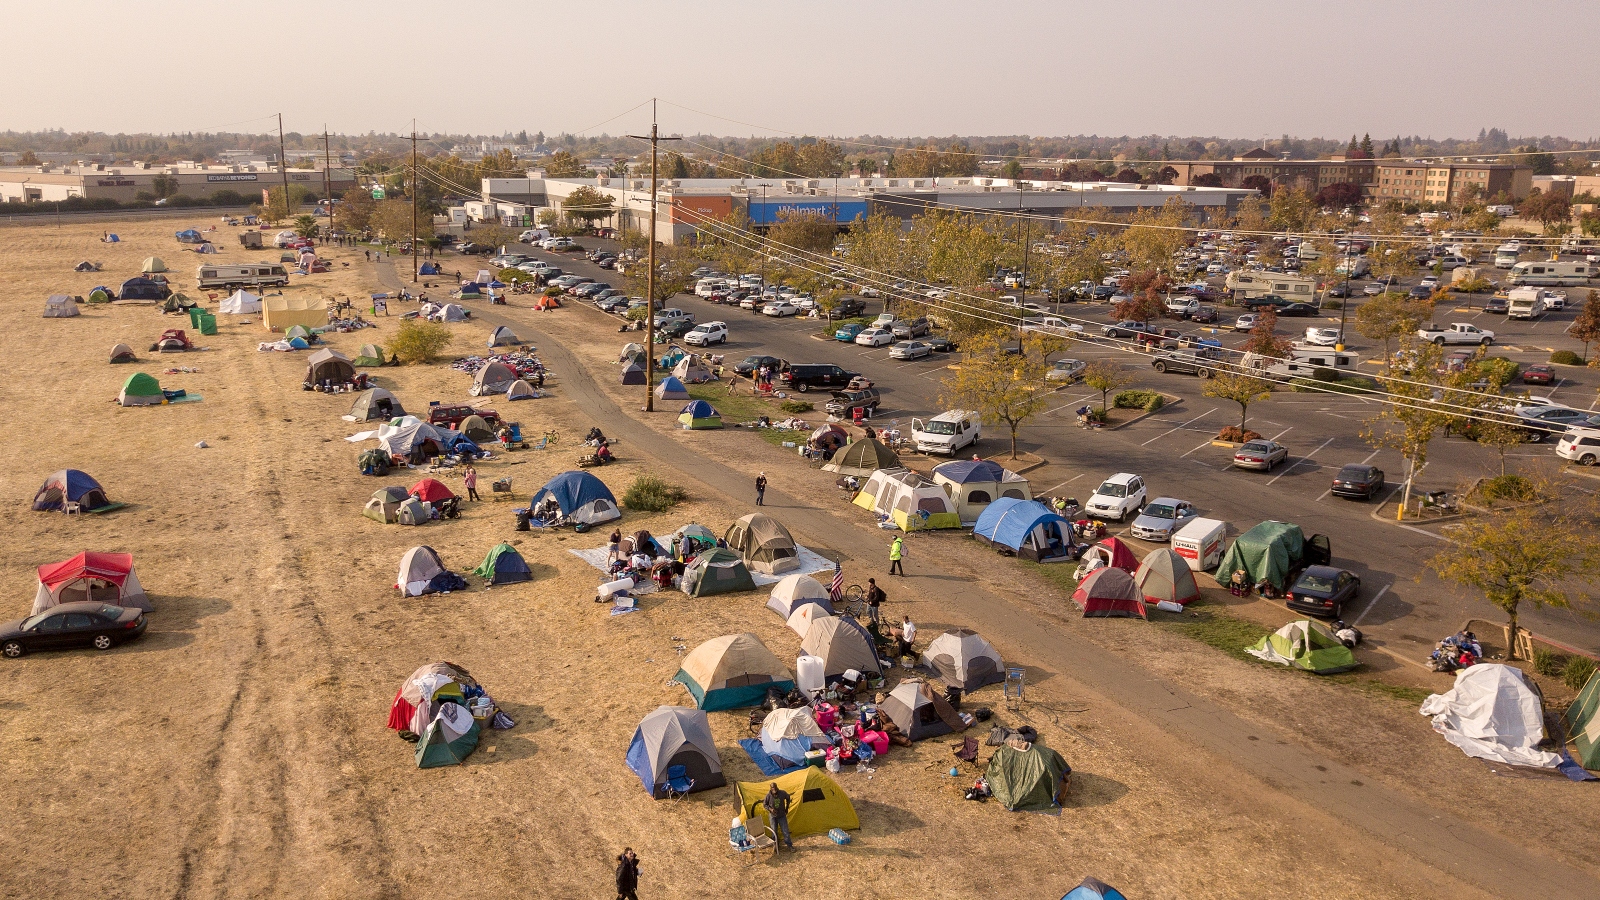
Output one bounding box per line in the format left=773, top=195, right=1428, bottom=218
left=1172, top=149, right=1375, bottom=191
left=1370, top=161, right=1531, bottom=204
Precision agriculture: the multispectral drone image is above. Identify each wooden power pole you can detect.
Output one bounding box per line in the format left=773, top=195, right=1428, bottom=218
left=627, top=103, right=680, bottom=411
left=411, top=123, right=419, bottom=284
left=277, top=113, right=291, bottom=222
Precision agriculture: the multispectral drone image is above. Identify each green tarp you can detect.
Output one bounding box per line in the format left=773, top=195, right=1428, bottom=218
left=1245, top=619, right=1359, bottom=674
left=416, top=718, right=479, bottom=768
left=1217, top=521, right=1304, bottom=591
left=1567, top=671, right=1600, bottom=769
left=986, top=743, right=1070, bottom=811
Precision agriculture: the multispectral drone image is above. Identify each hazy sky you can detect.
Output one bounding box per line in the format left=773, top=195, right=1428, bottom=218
left=10, top=0, right=1597, bottom=142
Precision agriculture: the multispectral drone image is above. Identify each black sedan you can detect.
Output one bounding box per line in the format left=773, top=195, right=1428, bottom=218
left=1, top=601, right=147, bottom=658
left=925, top=336, right=958, bottom=352
left=1330, top=464, right=1385, bottom=500
left=1325, top=283, right=1352, bottom=298
left=1189, top=306, right=1219, bottom=324
left=1286, top=566, right=1361, bottom=618
left=733, top=355, right=786, bottom=377
left=1276, top=303, right=1319, bottom=317
left=658, top=318, right=695, bottom=339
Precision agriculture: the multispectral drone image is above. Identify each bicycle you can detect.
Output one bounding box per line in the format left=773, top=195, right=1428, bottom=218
left=840, top=584, right=867, bottom=618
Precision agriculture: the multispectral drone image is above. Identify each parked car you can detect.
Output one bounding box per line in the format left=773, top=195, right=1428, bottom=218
left=1234, top=314, right=1258, bottom=331
left=1102, top=321, right=1151, bottom=338
left=1304, top=327, right=1340, bottom=346
left=0, top=601, right=148, bottom=658
left=834, top=323, right=865, bottom=342
left=1521, top=364, right=1556, bottom=385
left=733, top=355, right=786, bottom=377
left=854, top=327, right=895, bottom=347
left=1151, top=348, right=1222, bottom=377
left=825, top=387, right=881, bottom=416
left=1276, top=303, right=1319, bottom=317
left=925, top=336, right=958, bottom=353
left=1329, top=464, right=1385, bottom=500
left=1232, top=439, right=1289, bottom=471
left=1556, top=429, right=1600, bottom=466
left=739, top=294, right=763, bottom=310
left=683, top=321, right=728, bottom=346
left=596, top=295, right=631, bottom=313
left=1045, top=358, right=1087, bottom=382
left=889, top=340, right=933, bottom=360
left=1189, top=306, right=1220, bottom=324
left=827, top=297, right=867, bottom=319
left=457, top=242, right=492, bottom=255
left=1128, top=497, right=1198, bottom=541
left=1085, top=473, right=1147, bottom=522
left=429, top=404, right=500, bottom=429
left=1483, top=296, right=1509, bottom=314
left=1517, top=405, right=1593, bottom=442
left=779, top=363, right=857, bottom=393
left=892, top=317, right=932, bottom=339
left=1286, top=566, right=1361, bottom=619
left=658, top=318, right=696, bottom=339
left=762, top=300, right=799, bottom=317
left=1325, top=283, right=1352, bottom=298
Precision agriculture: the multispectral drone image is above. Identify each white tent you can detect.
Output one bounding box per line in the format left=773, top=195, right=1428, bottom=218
left=42, top=294, right=80, bottom=318
left=672, top=354, right=715, bottom=384
left=932, top=459, right=1033, bottom=526
left=851, top=467, right=960, bottom=531
left=375, top=416, right=451, bottom=458
left=785, top=604, right=833, bottom=638
left=1419, top=664, right=1560, bottom=768
left=219, top=289, right=262, bottom=314
left=430, top=303, right=467, bottom=323
left=766, top=573, right=832, bottom=619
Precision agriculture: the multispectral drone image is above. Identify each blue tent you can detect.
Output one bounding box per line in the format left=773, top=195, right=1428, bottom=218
left=473, top=543, right=533, bottom=584
left=419, top=262, right=440, bottom=275
left=1062, top=877, right=1128, bottom=900
left=32, top=469, right=110, bottom=512
left=175, top=229, right=204, bottom=243
left=104, top=234, right=120, bottom=243
left=973, top=498, right=1071, bottom=557
left=933, top=459, right=1009, bottom=484
left=654, top=376, right=690, bottom=401
left=118, top=277, right=169, bottom=301
left=487, top=279, right=506, bottom=289
left=531, top=471, right=621, bottom=526
left=681, top=400, right=717, bottom=418
left=287, top=336, right=311, bottom=349
left=441, top=432, right=481, bottom=455
left=625, top=706, right=726, bottom=799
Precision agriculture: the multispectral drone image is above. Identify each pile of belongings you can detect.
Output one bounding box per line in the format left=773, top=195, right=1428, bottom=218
left=385, top=662, right=514, bottom=768
left=150, top=329, right=193, bottom=353
left=450, top=351, right=544, bottom=378
left=1428, top=630, right=1485, bottom=672
left=608, top=529, right=680, bottom=591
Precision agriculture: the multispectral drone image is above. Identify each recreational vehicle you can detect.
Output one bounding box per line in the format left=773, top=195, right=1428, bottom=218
left=1224, top=271, right=1317, bottom=301
left=1507, top=261, right=1592, bottom=286
left=196, top=263, right=291, bottom=290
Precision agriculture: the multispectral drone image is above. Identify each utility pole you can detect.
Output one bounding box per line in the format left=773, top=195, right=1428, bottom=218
left=628, top=101, right=681, bottom=411
left=323, top=127, right=333, bottom=235
left=277, top=113, right=291, bottom=223
left=411, top=123, right=418, bottom=284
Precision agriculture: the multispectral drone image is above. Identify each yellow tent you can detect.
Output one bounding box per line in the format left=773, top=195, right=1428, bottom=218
left=735, top=767, right=859, bottom=839
left=262, top=295, right=326, bottom=332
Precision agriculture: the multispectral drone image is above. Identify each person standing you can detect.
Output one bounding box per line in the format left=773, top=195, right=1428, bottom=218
left=614, top=848, right=640, bottom=900
left=889, top=535, right=905, bottom=576
left=896, top=614, right=917, bottom=658
left=865, top=577, right=885, bottom=626
left=755, top=472, right=768, bottom=506
left=763, top=784, right=793, bottom=851
left=462, top=464, right=480, bottom=501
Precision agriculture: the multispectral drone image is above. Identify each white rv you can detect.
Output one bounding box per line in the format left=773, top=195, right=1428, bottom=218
left=1224, top=271, right=1318, bottom=301
left=1506, top=287, right=1545, bottom=320
left=1508, top=260, right=1593, bottom=286
left=1239, top=347, right=1362, bottom=381
left=196, top=263, right=290, bottom=290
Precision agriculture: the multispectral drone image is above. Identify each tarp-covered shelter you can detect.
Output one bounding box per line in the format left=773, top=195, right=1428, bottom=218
left=736, top=768, right=859, bottom=839
left=1421, top=664, right=1559, bottom=768
left=32, top=469, right=111, bottom=513
left=987, top=743, right=1070, bottom=812
left=921, top=629, right=1006, bottom=691
left=471, top=361, right=518, bottom=397
left=376, top=417, right=450, bottom=460
left=881, top=679, right=966, bottom=741
left=933, top=459, right=1032, bottom=526
left=174, top=229, right=204, bottom=244
left=973, top=498, right=1074, bottom=563
left=305, top=348, right=355, bottom=385
left=654, top=376, right=690, bottom=401
left=531, top=471, right=621, bottom=526
left=800, top=615, right=882, bottom=680
left=261, top=295, right=326, bottom=332
left=487, top=325, right=519, bottom=347
left=473, top=543, right=532, bottom=585
left=1135, top=548, right=1201, bottom=606
left=43, top=294, right=79, bottom=318
left=219, top=290, right=261, bottom=314
left=680, top=548, right=757, bottom=597
left=396, top=546, right=467, bottom=596
left=354, top=343, right=386, bottom=367
left=724, top=513, right=798, bottom=575
left=678, top=399, right=722, bottom=429
left=767, top=574, right=833, bottom=619
left=672, top=353, right=715, bottom=384
left=673, top=633, right=794, bottom=710
left=118, top=372, right=165, bottom=406
left=109, top=343, right=137, bottom=364
left=1073, top=567, right=1145, bottom=619
left=33, top=552, right=151, bottom=615
left=348, top=388, right=405, bottom=421
left=1218, top=521, right=1305, bottom=593
left=822, top=438, right=900, bottom=477
left=758, top=706, right=827, bottom=764
left=1245, top=619, right=1359, bottom=674
left=626, top=706, right=727, bottom=798
left=852, top=467, right=960, bottom=531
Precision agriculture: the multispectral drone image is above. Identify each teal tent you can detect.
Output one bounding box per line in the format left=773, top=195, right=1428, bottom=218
left=416, top=714, right=480, bottom=768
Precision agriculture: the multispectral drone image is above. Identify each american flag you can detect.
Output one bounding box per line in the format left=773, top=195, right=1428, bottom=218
left=830, top=564, right=844, bottom=602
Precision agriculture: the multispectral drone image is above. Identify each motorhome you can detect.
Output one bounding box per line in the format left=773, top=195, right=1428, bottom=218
left=1333, top=256, right=1369, bottom=277
left=1506, top=287, right=1545, bottom=320
left=1508, top=260, right=1593, bottom=286
left=196, top=263, right=290, bottom=290
left=1224, top=271, right=1317, bottom=302
left=1239, top=346, right=1362, bottom=381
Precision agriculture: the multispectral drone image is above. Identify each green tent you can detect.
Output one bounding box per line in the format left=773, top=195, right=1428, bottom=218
left=118, top=372, right=164, bottom=406
left=416, top=717, right=480, bottom=768
left=680, top=547, right=756, bottom=597
left=284, top=324, right=315, bottom=343
left=1217, top=521, right=1304, bottom=591
left=986, top=743, right=1070, bottom=812
left=1245, top=619, right=1358, bottom=674
left=354, top=343, right=386, bottom=367
left=473, top=543, right=533, bottom=585
left=1566, top=671, right=1600, bottom=769
left=88, top=287, right=112, bottom=304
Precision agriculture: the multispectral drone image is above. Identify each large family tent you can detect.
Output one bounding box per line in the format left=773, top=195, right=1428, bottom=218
left=409, top=478, right=457, bottom=504
left=474, top=543, right=533, bottom=585
left=364, top=486, right=410, bottom=524
left=43, top=294, right=79, bottom=318
left=1135, top=547, right=1201, bottom=606
left=1218, top=521, right=1305, bottom=593
left=118, top=372, right=165, bottom=406
left=801, top=616, right=882, bottom=680
left=118, top=277, right=169, bottom=301
left=807, top=423, right=848, bottom=457
left=654, top=376, right=691, bottom=401
left=672, top=353, right=715, bottom=384
left=1568, top=672, right=1600, bottom=770
left=261, top=295, right=326, bottom=332
left=1062, top=878, right=1129, bottom=900
left=680, top=548, right=757, bottom=597
left=506, top=379, right=537, bottom=401
left=354, top=343, right=387, bottom=367
left=785, top=603, right=832, bottom=639
left=767, top=574, right=833, bottom=619
left=626, top=706, right=727, bottom=798
left=1073, top=567, right=1145, bottom=619
left=736, top=768, right=859, bottom=840
left=531, top=471, right=621, bottom=526
left=673, top=633, right=794, bottom=710
left=348, top=388, right=406, bottom=422
left=141, top=256, right=169, bottom=273
left=219, top=290, right=262, bottom=314
left=305, top=348, right=356, bottom=385
left=933, top=459, right=1032, bottom=525
left=852, top=467, right=961, bottom=531
left=921, top=629, right=1006, bottom=691
left=986, top=742, right=1071, bottom=812
left=109, top=343, right=137, bottom=364
left=619, top=362, right=647, bottom=385
left=376, top=417, right=450, bottom=459
left=33, top=552, right=151, bottom=615
left=470, top=361, right=518, bottom=397
left=678, top=399, right=722, bottom=430
left=973, top=498, right=1075, bottom=563
left=395, top=546, right=468, bottom=596
left=723, top=514, right=799, bottom=575
left=486, top=325, right=519, bottom=347
left=670, top=523, right=717, bottom=560
left=881, top=680, right=967, bottom=741
left=458, top=415, right=496, bottom=443
left=32, top=470, right=112, bottom=513
left=758, top=706, right=827, bottom=765
left=1421, top=664, right=1560, bottom=768
left=822, top=438, right=900, bottom=477
left=1245, top=619, right=1359, bottom=674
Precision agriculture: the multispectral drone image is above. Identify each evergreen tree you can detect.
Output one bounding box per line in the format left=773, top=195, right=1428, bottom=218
left=1347, top=134, right=1359, bottom=155
left=1360, top=133, right=1374, bottom=158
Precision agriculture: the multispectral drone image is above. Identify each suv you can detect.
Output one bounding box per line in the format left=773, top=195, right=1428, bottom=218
left=825, top=387, right=881, bottom=417
left=780, top=364, right=857, bottom=393
left=1085, top=473, right=1147, bottom=522
left=891, top=316, right=931, bottom=339
left=429, top=405, right=500, bottom=429
left=1239, top=294, right=1291, bottom=310
left=1151, top=348, right=1223, bottom=377
left=683, top=321, right=728, bottom=346
left=827, top=297, right=867, bottom=319
left=734, top=355, right=786, bottom=377
left=1557, top=428, right=1600, bottom=466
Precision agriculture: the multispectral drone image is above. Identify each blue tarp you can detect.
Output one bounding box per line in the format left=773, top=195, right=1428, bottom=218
left=625, top=729, right=659, bottom=794
left=738, top=738, right=789, bottom=776
left=175, top=229, right=203, bottom=242
left=759, top=733, right=813, bottom=768
left=681, top=399, right=717, bottom=418
left=973, top=498, right=1068, bottom=551
left=531, top=471, right=617, bottom=517
left=419, top=262, right=440, bottom=275
left=933, top=459, right=1009, bottom=484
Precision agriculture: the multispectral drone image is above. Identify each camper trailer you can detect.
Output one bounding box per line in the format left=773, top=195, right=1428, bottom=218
left=1506, top=287, right=1545, bottom=320
left=1240, top=347, right=1361, bottom=381
left=1508, top=261, right=1593, bottom=286
left=1224, top=271, right=1317, bottom=301
left=239, top=231, right=264, bottom=249
left=196, top=263, right=290, bottom=290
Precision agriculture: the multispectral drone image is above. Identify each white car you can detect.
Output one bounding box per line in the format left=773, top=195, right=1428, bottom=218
left=683, top=321, right=728, bottom=346
left=889, top=340, right=932, bottom=360
left=793, top=294, right=817, bottom=311
left=1419, top=275, right=1440, bottom=289
left=855, top=327, right=894, bottom=347
left=1085, top=473, right=1147, bottom=522
left=1304, top=327, right=1340, bottom=346
left=739, top=294, right=763, bottom=310
left=1234, top=314, right=1258, bottom=331
left=762, top=300, right=799, bottom=317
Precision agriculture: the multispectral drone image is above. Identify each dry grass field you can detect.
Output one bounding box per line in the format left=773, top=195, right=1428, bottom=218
left=0, top=219, right=1589, bottom=899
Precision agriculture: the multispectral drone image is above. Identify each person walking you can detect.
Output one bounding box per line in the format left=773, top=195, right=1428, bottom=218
left=755, top=472, right=768, bottom=506
left=888, top=535, right=905, bottom=576
left=865, top=577, right=885, bottom=625
left=462, top=464, right=480, bottom=501
left=614, top=848, right=640, bottom=900
left=763, top=783, right=793, bottom=851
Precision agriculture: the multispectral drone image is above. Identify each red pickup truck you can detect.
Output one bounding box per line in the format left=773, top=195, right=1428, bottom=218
left=428, top=405, right=501, bottom=429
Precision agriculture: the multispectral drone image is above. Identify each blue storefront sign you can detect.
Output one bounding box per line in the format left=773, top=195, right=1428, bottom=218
left=749, top=198, right=867, bottom=225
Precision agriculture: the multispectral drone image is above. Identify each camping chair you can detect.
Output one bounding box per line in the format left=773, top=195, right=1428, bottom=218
left=492, top=477, right=514, bottom=500
left=729, top=820, right=776, bottom=865
left=663, top=765, right=695, bottom=801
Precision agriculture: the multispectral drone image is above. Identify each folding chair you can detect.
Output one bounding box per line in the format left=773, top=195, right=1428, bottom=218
left=663, top=765, right=695, bottom=801
left=729, top=821, right=776, bottom=865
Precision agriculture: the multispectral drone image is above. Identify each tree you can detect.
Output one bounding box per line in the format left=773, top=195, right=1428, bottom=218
left=1113, top=168, right=1143, bottom=184
left=293, top=214, right=318, bottom=238
left=334, top=187, right=376, bottom=232
left=1268, top=187, right=1317, bottom=233
left=625, top=243, right=699, bottom=304
left=386, top=319, right=453, bottom=364
left=1362, top=341, right=1452, bottom=519
left=1314, top=182, right=1363, bottom=209
left=561, top=184, right=615, bottom=227
left=544, top=150, right=584, bottom=177
left=1119, top=199, right=1191, bottom=273
left=1192, top=172, right=1223, bottom=187
left=1509, top=145, right=1555, bottom=176
left=1001, top=159, right=1023, bottom=180
left=1242, top=307, right=1292, bottom=358
left=1113, top=270, right=1169, bottom=325
left=767, top=210, right=839, bottom=255
left=150, top=175, right=179, bottom=199
left=1241, top=174, right=1273, bottom=197
left=1359, top=133, right=1375, bottom=158
left=1203, top=372, right=1273, bottom=434
left=1520, top=191, right=1571, bottom=232
left=1572, top=290, right=1600, bottom=361
left=468, top=223, right=519, bottom=252
left=370, top=199, right=417, bottom=242
left=1156, top=165, right=1179, bottom=185
left=261, top=184, right=310, bottom=222
left=1081, top=360, right=1135, bottom=414
left=1355, top=292, right=1432, bottom=365
left=939, top=331, right=1050, bottom=458
left=15, top=150, right=40, bottom=166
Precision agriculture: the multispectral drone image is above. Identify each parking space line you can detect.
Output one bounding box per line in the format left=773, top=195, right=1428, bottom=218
left=1179, top=437, right=1215, bottom=458
left=1351, top=584, right=1391, bottom=627
left=1042, top=474, right=1085, bottom=494
left=1269, top=426, right=1293, bottom=442
left=1141, top=408, right=1214, bottom=446
left=1047, top=393, right=1097, bottom=415
left=1267, top=436, right=1336, bottom=485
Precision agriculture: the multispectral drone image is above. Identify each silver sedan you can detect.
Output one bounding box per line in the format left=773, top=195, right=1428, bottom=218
left=889, top=340, right=932, bottom=360
left=1129, top=498, right=1199, bottom=541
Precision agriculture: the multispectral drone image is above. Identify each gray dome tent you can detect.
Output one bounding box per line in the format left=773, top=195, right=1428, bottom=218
left=305, top=348, right=355, bottom=385
left=487, top=325, right=519, bottom=347
left=822, top=438, right=901, bottom=477
left=881, top=679, right=967, bottom=741
left=723, top=513, right=799, bottom=575
left=348, top=388, right=406, bottom=422
left=470, top=361, right=517, bottom=396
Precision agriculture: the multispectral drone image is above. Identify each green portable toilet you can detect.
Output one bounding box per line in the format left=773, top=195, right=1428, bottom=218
left=188, top=307, right=204, bottom=329
left=197, top=313, right=217, bottom=336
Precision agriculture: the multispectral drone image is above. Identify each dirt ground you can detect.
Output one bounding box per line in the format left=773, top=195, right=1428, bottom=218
left=0, top=219, right=1590, bottom=899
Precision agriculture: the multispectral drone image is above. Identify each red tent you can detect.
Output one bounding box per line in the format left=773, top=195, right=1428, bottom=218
left=1095, top=537, right=1139, bottom=573
left=34, top=551, right=150, bottom=615
left=1073, top=567, right=1145, bottom=619
left=409, top=478, right=457, bottom=503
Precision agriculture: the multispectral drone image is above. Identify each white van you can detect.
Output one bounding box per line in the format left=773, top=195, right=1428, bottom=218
left=911, top=410, right=981, bottom=455
left=1506, top=287, right=1545, bottom=320
left=1172, top=517, right=1226, bottom=571
left=196, top=263, right=290, bottom=290
left=1509, top=261, right=1593, bottom=286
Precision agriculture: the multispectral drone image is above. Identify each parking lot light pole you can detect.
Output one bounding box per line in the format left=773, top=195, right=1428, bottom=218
left=1336, top=249, right=1353, bottom=351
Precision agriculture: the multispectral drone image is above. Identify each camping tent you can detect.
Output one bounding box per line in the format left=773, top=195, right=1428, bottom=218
left=348, top=388, right=406, bottom=422
left=109, top=343, right=137, bottom=364
left=672, top=354, right=715, bottom=383
left=678, top=399, right=722, bottom=429
left=1420, top=664, right=1560, bottom=768
left=415, top=703, right=480, bottom=768
left=431, top=303, right=467, bottom=323
left=396, top=497, right=429, bottom=525
left=506, top=379, right=537, bottom=401
left=1079, top=537, right=1138, bottom=574
left=395, top=546, right=467, bottom=596
left=473, top=543, right=533, bottom=585
left=617, top=530, right=662, bottom=557
left=680, top=548, right=757, bottom=597
left=458, top=415, right=496, bottom=443
left=284, top=325, right=315, bottom=344
left=1062, top=878, right=1129, bottom=900
left=118, top=372, right=165, bottom=406
left=262, top=295, right=326, bottom=332
left=932, top=459, right=1033, bottom=526
left=986, top=743, right=1070, bottom=812
left=767, top=574, right=833, bottom=619
left=882, top=679, right=967, bottom=741
left=141, top=256, right=169, bottom=273
left=654, top=376, right=691, bottom=401
left=619, top=342, right=645, bottom=364
left=1073, top=568, right=1145, bottom=619
left=174, top=230, right=203, bottom=244
left=419, top=262, right=440, bottom=275
left=43, top=294, right=79, bottom=318
left=670, top=523, right=717, bottom=560
left=33, top=552, right=150, bottom=615
left=1567, top=672, right=1600, bottom=770
left=921, top=629, right=1006, bottom=691
left=785, top=603, right=832, bottom=638
left=758, top=706, right=827, bottom=764
left=531, top=471, right=621, bottom=526
left=800, top=615, right=882, bottom=680
left=972, top=498, right=1075, bottom=563
left=852, top=467, right=961, bottom=531
left=219, top=290, right=262, bottom=314
left=487, top=325, right=519, bottom=347
left=724, top=513, right=799, bottom=575
left=358, top=449, right=392, bottom=477
left=376, top=417, right=450, bottom=459
left=154, top=328, right=192, bottom=352
left=736, top=768, right=859, bottom=840
left=807, top=423, right=848, bottom=456
left=1245, top=619, right=1359, bottom=674
left=364, top=487, right=408, bottom=524
left=385, top=663, right=482, bottom=767
left=822, top=438, right=900, bottom=477
left=673, top=633, right=794, bottom=710
left=626, top=706, right=727, bottom=798
left=469, top=361, right=517, bottom=397
left=196, top=242, right=218, bottom=254
left=305, top=348, right=356, bottom=385
left=1134, top=548, right=1201, bottom=606
left=118, top=277, right=169, bottom=301
left=354, top=343, right=386, bottom=367
left=1218, top=521, right=1305, bottom=592
left=32, top=470, right=111, bottom=513
left=409, top=478, right=456, bottom=504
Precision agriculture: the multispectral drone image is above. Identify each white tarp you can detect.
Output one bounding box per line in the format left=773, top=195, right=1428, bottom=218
left=1418, top=664, right=1560, bottom=768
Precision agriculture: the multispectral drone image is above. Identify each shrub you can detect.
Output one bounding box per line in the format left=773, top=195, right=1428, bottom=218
left=1470, top=356, right=1519, bottom=387
left=1323, top=299, right=1343, bottom=309
left=1533, top=647, right=1568, bottom=677
left=622, top=475, right=687, bottom=512
left=1311, top=367, right=1337, bottom=382
left=1565, top=655, right=1597, bottom=691
left=498, top=267, right=531, bottom=283
left=780, top=400, right=814, bottom=413
left=1551, top=349, right=1583, bottom=365
left=1114, top=389, right=1164, bottom=411
left=1216, top=426, right=1261, bottom=443
left=1477, top=474, right=1537, bottom=502
left=386, top=319, right=453, bottom=364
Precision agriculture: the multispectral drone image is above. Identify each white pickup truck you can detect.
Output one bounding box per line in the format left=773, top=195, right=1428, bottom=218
left=1417, top=322, right=1494, bottom=346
